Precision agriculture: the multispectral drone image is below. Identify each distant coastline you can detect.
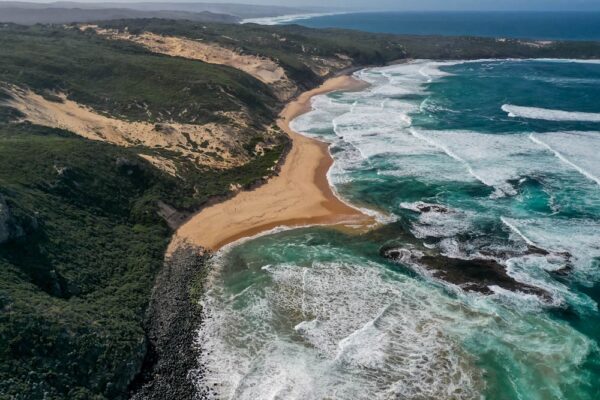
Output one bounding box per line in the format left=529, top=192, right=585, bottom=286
left=241, top=12, right=347, bottom=25
left=256, top=11, right=600, bottom=41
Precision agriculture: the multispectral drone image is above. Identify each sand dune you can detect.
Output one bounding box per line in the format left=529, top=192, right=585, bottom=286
left=81, top=25, right=298, bottom=100
left=2, top=85, right=250, bottom=170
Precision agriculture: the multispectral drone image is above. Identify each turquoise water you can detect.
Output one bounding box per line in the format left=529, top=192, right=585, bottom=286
left=197, top=60, right=600, bottom=399
left=287, top=12, right=600, bottom=41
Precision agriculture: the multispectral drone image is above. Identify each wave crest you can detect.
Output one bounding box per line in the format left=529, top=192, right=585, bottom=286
left=502, top=104, right=600, bottom=122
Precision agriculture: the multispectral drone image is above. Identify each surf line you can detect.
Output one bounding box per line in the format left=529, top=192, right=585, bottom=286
left=408, top=127, right=507, bottom=195
left=529, top=133, right=600, bottom=186
left=500, top=217, right=537, bottom=247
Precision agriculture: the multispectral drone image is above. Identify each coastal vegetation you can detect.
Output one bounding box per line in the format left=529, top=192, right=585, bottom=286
left=0, top=23, right=288, bottom=399
left=0, top=123, right=285, bottom=399
left=0, top=24, right=277, bottom=125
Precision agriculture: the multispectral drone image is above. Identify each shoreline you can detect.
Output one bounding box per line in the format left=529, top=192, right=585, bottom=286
left=169, top=74, right=373, bottom=252
left=240, top=12, right=347, bottom=26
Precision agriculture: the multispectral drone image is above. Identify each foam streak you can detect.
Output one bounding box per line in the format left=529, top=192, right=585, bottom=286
left=408, top=128, right=493, bottom=189
left=529, top=133, right=600, bottom=186
left=503, top=104, right=600, bottom=122
left=500, top=217, right=538, bottom=247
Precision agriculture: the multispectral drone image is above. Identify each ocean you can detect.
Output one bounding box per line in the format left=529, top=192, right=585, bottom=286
left=274, top=12, right=600, bottom=41
left=196, top=60, right=600, bottom=398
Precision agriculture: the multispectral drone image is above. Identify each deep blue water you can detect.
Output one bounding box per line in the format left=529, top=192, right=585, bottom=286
left=290, top=12, right=600, bottom=40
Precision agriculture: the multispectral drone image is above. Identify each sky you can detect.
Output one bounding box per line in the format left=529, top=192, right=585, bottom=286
left=1, top=0, right=600, bottom=11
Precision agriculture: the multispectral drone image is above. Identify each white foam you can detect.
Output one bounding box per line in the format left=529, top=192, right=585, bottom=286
left=501, top=217, right=600, bottom=282
left=530, top=132, right=600, bottom=186
left=198, top=240, right=596, bottom=399
left=411, top=209, right=474, bottom=239
left=504, top=255, right=598, bottom=312
left=198, top=253, right=486, bottom=399
left=408, top=129, right=568, bottom=197
left=501, top=216, right=537, bottom=246
left=533, top=58, right=600, bottom=64
left=293, top=60, right=600, bottom=211
left=409, top=128, right=499, bottom=190
left=241, top=12, right=345, bottom=25
left=503, top=104, right=600, bottom=122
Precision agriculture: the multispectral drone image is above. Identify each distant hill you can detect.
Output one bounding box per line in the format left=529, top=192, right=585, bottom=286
left=0, top=5, right=239, bottom=25
left=0, top=1, right=319, bottom=19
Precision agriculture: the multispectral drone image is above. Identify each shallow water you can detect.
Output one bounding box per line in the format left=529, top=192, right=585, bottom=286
left=197, top=60, right=600, bottom=399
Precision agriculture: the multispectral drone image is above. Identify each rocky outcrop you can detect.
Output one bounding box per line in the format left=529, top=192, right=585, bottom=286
left=0, top=195, right=10, bottom=244
left=129, top=244, right=208, bottom=400
left=0, top=194, right=25, bottom=244
left=381, top=245, right=550, bottom=300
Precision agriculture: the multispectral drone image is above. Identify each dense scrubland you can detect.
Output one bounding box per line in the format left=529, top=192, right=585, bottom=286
left=1, top=20, right=600, bottom=399
left=0, top=124, right=284, bottom=400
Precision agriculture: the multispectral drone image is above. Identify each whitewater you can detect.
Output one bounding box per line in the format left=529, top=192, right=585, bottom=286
left=195, top=60, right=600, bottom=399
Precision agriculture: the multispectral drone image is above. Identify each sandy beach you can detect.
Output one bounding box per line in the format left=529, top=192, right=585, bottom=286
left=170, top=75, right=373, bottom=251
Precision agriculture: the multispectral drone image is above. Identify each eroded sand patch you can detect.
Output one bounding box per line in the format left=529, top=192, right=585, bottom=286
left=2, top=85, right=249, bottom=168
left=138, top=154, right=179, bottom=176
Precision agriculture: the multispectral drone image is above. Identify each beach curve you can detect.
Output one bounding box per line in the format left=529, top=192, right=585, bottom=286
left=169, top=75, right=373, bottom=251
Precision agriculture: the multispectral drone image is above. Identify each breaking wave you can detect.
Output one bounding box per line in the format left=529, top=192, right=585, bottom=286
left=502, top=104, right=600, bottom=122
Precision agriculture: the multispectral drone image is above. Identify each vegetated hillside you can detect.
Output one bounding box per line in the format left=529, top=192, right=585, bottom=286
left=395, top=34, right=600, bottom=59
left=0, top=123, right=177, bottom=399
left=0, top=122, right=284, bottom=399
left=0, top=24, right=288, bottom=399
left=0, top=24, right=276, bottom=125
left=97, top=19, right=409, bottom=91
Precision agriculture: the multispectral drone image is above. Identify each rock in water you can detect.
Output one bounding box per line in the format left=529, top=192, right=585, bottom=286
left=381, top=245, right=551, bottom=300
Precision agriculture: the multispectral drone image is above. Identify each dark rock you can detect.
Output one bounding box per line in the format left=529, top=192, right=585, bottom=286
left=550, top=264, right=573, bottom=277
left=129, top=244, right=208, bottom=400
left=0, top=194, right=25, bottom=244
left=0, top=195, right=10, bottom=244
left=402, top=201, right=451, bottom=214
left=154, top=123, right=177, bottom=135
left=415, top=203, right=450, bottom=213
left=382, top=246, right=550, bottom=300
left=527, top=244, right=550, bottom=256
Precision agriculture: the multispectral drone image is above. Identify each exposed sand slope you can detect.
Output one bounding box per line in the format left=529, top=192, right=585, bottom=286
left=82, top=25, right=298, bottom=100
left=2, top=85, right=250, bottom=170
left=170, top=75, right=374, bottom=252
